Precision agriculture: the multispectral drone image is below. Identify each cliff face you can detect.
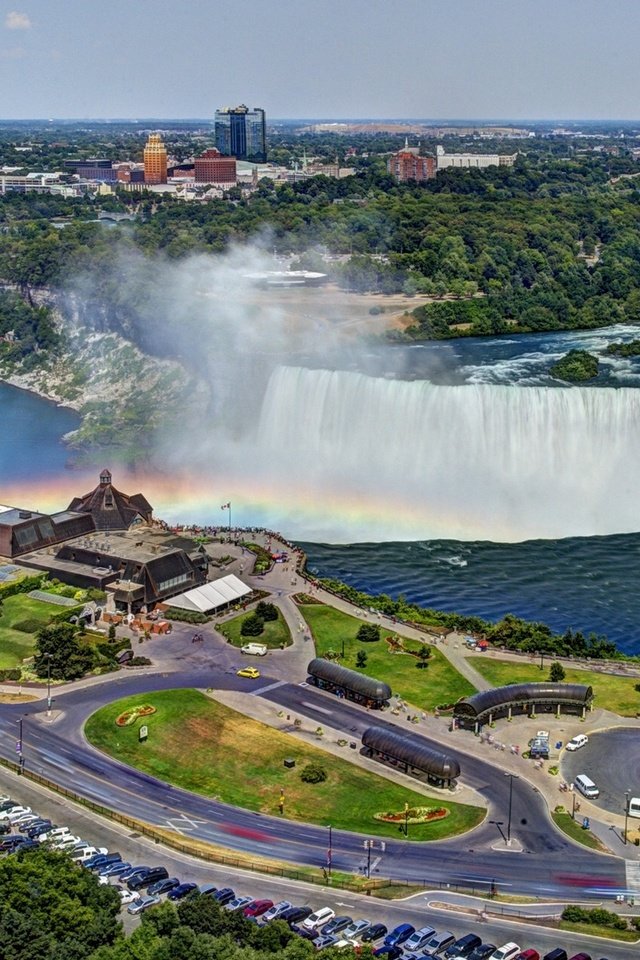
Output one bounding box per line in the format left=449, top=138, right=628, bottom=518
left=0, top=286, right=207, bottom=466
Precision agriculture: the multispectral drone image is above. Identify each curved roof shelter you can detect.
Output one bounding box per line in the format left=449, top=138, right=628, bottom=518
left=454, top=682, right=593, bottom=723
left=362, top=726, right=460, bottom=781
left=307, top=658, right=392, bottom=703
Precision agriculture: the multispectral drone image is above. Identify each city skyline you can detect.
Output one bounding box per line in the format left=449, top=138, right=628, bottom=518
left=0, top=0, right=639, bottom=120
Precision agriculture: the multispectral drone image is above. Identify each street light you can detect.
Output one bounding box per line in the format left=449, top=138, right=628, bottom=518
left=327, top=824, right=332, bottom=878
left=505, top=773, right=519, bottom=844
left=15, top=717, right=24, bottom=774
left=45, top=653, right=52, bottom=717
left=624, top=790, right=631, bottom=845
left=404, top=802, right=409, bottom=838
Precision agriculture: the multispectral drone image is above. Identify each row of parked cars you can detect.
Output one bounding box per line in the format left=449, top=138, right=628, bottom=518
left=0, top=798, right=612, bottom=959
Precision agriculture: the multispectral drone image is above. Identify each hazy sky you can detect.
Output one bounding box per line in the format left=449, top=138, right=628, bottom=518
left=1, top=0, right=638, bottom=120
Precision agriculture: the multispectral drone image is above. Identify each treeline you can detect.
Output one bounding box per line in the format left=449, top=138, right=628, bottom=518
left=0, top=289, right=59, bottom=371
left=318, top=578, right=620, bottom=660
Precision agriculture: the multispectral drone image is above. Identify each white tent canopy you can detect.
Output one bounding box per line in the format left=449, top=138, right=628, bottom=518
left=167, top=574, right=251, bottom=613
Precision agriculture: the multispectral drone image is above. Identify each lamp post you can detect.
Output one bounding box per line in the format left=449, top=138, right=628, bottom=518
left=505, top=773, right=518, bottom=844
left=539, top=651, right=545, bottom=671
left=15, top=717, right=24, bottom=774
left=327, top=824, right=332, bottom=878
left=45, top=653, right=52, bottom=717
left=404, top=802, right=409, bottom=838
left=572, top=789, right=576, bottom=820
left=624, top=790, right=630, bottom=845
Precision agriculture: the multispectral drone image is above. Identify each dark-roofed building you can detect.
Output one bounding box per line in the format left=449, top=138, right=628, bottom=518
left=17, top=526, right=208, bottom=613
left=0, top=504, right=94, bottom=559
left=453, top=682, right=594, bottom=731
left=307, top=658, right=391, bottom=708
left=67, top=469, right=153, bottom=531
left=362, top=726, right=460, bottom=786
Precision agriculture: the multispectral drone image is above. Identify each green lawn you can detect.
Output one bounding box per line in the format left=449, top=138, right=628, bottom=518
left=85, top=690, right=485, bottom=841
left=0, top=594, right=63, bottom=668
left=469, top=655, right=640, bottom=717
left=300, top=604, right=476, bottom=710
left=551, top=810, right=604, bottom=851
left=218, top=608, right=292, bottom=649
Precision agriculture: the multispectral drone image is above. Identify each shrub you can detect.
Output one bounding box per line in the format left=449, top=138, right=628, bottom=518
left=357, top=623, right=381, bottom=643
left=256, top=601, right=278, bottom=622
left=240, top=613, right=265, bottom=637
left=549, top=661, right=566, bottom=682
left=163, top=608, right=209, bottom=624
left=562, top=905, right=590, bottom=923
left=0, top=668, right=21, bottom=681
left=12, top=618, right=46, bottom=634
left=128, top=656, right=152, bottom=666
left=356, top=650, right=368, bottom=668
left=300, top=764, right=327, bottom=784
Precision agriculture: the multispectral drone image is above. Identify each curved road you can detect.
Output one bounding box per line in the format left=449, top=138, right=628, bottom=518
left=0, top=666, right=629, bottom=898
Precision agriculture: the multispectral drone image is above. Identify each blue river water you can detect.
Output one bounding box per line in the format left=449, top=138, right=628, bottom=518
left=3, top=320, right=640, bottom=652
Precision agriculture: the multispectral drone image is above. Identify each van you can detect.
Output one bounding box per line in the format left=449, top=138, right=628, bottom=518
left=574, top=774, right=599, bottom=799
left=565, top=734, right=588, bottom=752
left=628, top=796, right=640, bottom=819
left=241, top=642, right=267, bottom=656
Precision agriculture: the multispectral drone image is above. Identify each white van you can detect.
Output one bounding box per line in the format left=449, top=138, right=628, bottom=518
left=575, top=774, right=599, bottom=799
left=565, top=734, right=588, bottom=752
left=241, top=642, right=267, bottom=656
left=628, top=797, right=640, bottom=819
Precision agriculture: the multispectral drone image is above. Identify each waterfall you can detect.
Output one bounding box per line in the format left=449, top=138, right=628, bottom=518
left=256, top=366, right=640, bottom=542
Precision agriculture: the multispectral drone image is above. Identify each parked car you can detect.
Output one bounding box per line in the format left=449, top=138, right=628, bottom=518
left=446, top=934, right=484, bottom=958
left=362, top=923, right=388, bottom=943
left=313, top=934, right=339, bottom=950
left=119, top=889, right=138, bottom=905
left=128, top=867, right=169, bottom=891
left=565, top=735, right=588, bottom=752
left=515, top=952, right=540, bottom=960
left=199, top=883, right=218, bottom=896
left=303, top=907, right=336, bottom=931
left=373, top=947, right=402, bottom=960
left=39, top=827, right=70, bottom=843
left=119, top=865, right=151, bottom=882
left=244, top=899, right=274, bottom=918
left=241, top=642, right=267, bottom=656
left=490, top=946, right=522, bottom=960
left=12, top=814, right=38, bottom=828
left=424, top=931, right=456, bottom=955
left=469, top=948, right=497, bottom=960
left=27, top=822, right=53, bottom=838
left=567, top=955, right=592, bottom=960
left=167, top=882, right=198, bottom=901
left=541, top=952, right=568, bottom=960
left=103, top=862, right=135, bottom=879
left=341, top=919, right=371, bottom=940
left=0, top=836, right=28, bottom=851
left=15, top=840, right=39, bottom=853
left=0, top=821, right=11, bottom=835
left=384, top=923, right=415, bottom=948
left=86, top=853, right=122, bottom=871
left=403, top=926, right=436, bottom=953
left=127, top=895, right=161, bottom=915
left=321, top=916, right=353, bottom=937
left=225, top=895, right=253, bottom=912
left=1, top=807, right=32, bottom=823
left=148, top=877, right=180, bottom=896
left=261, top=900, right=293, bottom=922
left=280, top=905, right=313, bottom=927
left=213, top=887, right=236, bottom=905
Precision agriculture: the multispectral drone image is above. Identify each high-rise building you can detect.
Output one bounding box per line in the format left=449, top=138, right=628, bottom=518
left=387, top=141, right=435, bottom=182
left=143, top=133, right=168, bottom=184
left=214, top=105, right=266, bottom=163
left=194, top=148, right=237, bottom=185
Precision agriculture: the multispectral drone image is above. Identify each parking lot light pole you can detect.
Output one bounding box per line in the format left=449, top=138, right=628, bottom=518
left=505, top=773, right=518, bottom=844
left=624, top=790, right=630, bottom=845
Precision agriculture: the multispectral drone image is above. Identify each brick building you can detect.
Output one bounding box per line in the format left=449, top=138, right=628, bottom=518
left=194, top=148, right=236, bottom=185
left=387, top=142, right=435, bottom=182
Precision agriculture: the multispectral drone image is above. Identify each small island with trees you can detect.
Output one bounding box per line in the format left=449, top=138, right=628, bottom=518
left=550, top=349, right=599, bottom=382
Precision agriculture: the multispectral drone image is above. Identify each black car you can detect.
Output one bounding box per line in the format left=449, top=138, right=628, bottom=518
left=128, top=867, right=169, bottom=891
left=15, top=840, right=39, bottom=853
left=119, top=865, right=152, bottom=882
left=19, top=818, right=45, bottom=834
left=445, top=934, right=483, bottom=958
left=213, top=888, right=235, bottom=906
left=0, top=801, right=16, bottom=812
left=362, top=923, right=388, bottom=943
left=280, top=905, right=313, bottom=927
left=373, top=947, right=402, bottom=960
left=28, top=822, right=53, bottom=838
left=469, top=947, right=497, bottom=960
left=0, top=836, right=27, bottom=851
left=320, top=916, right=353, bottom=937
left=542, top=952, right=567, bottom=960
left=148, top=877, right=180, bottom=896
left=85, top=853, right=121, bottom=871
left=0, top=821, right=11, bottom=835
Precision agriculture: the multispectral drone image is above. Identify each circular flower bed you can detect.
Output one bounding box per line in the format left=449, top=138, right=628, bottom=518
left=115, top=704, right=157, bottom=727
left=374, top=805, right=448, bottom=824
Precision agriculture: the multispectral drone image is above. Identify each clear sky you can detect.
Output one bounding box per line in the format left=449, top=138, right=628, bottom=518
left=1, top=0, right=638, bottom=120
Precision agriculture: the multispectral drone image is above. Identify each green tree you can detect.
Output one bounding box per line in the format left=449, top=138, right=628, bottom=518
left=549, top=661, right=566, bottom=682
left=240, top=613, right=264, bottom=637
left=355, top=650, right=368, bottom=668
left=356, top=623, right=380, bottom=643
left=256, top=601, right=278, bottom=622
left=416, top=645, right=431, bottom=669
left=34, top=622, right=96, bottom=680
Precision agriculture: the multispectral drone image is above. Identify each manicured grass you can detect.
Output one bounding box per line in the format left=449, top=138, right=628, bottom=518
left=468, top=655, right=640, bottom=717
left=558, top=919, right=638, bottom=943
left=551, top=810, right=604, bottom=851
left=85, top=690, right=484, bottom=841
left=218, top=608, right=292, bottom=649
left=301, top=604, right=476, bottom=710
left=0, top=594, right=62, bottom=668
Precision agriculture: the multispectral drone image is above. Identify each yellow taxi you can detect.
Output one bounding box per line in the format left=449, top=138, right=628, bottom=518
left=237, top=666, right=261, bottom=679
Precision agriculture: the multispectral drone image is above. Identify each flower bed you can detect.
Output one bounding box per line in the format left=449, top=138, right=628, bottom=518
left=115, top=704, right=157, bottom=727
left=374, top=805, right=448, bottom=824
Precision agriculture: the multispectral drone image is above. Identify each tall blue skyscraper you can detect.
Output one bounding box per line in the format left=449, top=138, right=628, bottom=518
left=214, top=105, right=266, bottom=164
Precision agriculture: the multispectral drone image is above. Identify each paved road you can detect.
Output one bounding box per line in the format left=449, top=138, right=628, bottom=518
left=0, top=667, right=629, bottom=899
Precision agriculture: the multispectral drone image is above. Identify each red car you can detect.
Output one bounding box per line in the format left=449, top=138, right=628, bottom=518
left=243, top=899, right=274, bottom=918
left=516, top=952, right=540, bottom=960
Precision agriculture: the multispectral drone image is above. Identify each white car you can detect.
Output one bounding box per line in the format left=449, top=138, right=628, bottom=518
left=303, top=907, right=336, bottom=931
left=489, top=944, right=521, bottom=960
left=565, top=734, right=589, bottom=751
left=119, top=889, right=138, bottom=905
left=1, top=806, right=32, bottom=823
left=53, top=835, right=82, bottom=850
left=38, top=827, right=70, bottom=843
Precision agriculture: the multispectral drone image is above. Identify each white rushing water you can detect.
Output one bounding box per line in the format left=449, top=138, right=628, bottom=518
left=256, top=366, right=640, bottom=542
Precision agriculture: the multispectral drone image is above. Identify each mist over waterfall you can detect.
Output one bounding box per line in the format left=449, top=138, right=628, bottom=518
left=256, top=366, right=640, bottom=542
